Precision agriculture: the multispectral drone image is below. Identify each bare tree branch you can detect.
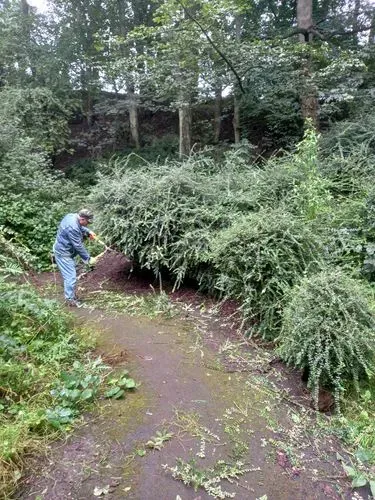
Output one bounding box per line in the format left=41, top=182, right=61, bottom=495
left=325, top=23, right=375, bottom=39
left=283, top=23, right=375, bottom=40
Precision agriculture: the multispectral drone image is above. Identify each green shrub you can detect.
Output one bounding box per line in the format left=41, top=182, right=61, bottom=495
left=0, top=281, right=77, bottom=366
left=90, top=150, right=256, bottom=289
left=0, top=231, right=33, bottom=275
left=0, top=86, right=80, bottom=269
left=320, top=112, right=375, bottom=157
left=231, top=127, right=330, bottom=219
left=278, top=270, right=375, bottom=410
left=315, top=197, right=367, bottom=276
left=211, top=209, right=322, bottom=339
left=91, top=129, right=327, bottom=291
left=319, top=145, right=375, bottom=197
left=0, top=137, right=82, bottom=268
left=317, top=187, right=375, bottom=280
left=0, top=86, right=74, bottom=155
left=64, top=158, right=99, bottom=188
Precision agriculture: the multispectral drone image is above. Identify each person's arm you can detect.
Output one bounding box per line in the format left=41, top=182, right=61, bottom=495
left=68, top=226, right=90, bottom=262
left=81, top=226, right=96, bottom=240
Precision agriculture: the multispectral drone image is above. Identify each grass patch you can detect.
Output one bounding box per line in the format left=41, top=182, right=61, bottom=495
left=174, top=409, right=221, bottom=443
left=85, top=290, right=177, bottom=318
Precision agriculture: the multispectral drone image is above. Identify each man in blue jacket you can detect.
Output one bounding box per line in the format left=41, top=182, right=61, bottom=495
left=53, top=208, right=97, bottom=307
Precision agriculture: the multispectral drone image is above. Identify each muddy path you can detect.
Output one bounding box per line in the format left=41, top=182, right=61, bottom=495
left=18, top=258, right=354, bottom=500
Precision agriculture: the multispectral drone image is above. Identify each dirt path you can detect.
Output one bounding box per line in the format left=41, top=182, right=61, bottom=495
left=18, top=260, right=354, bottom=500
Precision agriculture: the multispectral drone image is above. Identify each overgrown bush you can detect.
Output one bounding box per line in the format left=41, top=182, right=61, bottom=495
left=90, top=149, right=258, bottom=289
left=223, top=127, right=331, bottom=220
left=278, top=270, right=375, bottom=410
left=64, top=158, right=99, bottom=188
left=319, top=145, right=375, bottom=197
left=91, top=129, right=331, bottom=337
left=0, top=87, right=74, bottom=155
left=91, top=129, right=325, bottom=284
left=0, top=86, right=81, bottom=269
left=320, top=112, right=375, bottom=157
left=211, top=209, right=323, bottom=339
left=317, top=184, right=375, bottom=280
left=0, top=136, right=82, bottom=268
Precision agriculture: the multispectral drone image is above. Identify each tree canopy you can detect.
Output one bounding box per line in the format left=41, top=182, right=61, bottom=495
left=0, top=0, right=374, bottom=154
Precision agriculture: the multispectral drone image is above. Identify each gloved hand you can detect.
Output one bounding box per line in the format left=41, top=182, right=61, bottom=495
left=88, top=256, right=97, bottom=267
left=89, top=232, right=97, bottom=241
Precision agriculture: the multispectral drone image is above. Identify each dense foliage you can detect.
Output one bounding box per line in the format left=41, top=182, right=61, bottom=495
left=91, top=126, right=375, bottom=420
left=90, top=147, right=255, bottom=289
left=211, top=210, right=322, bottom=338
left=91, top=129, right=326, bottom=339
left=1, top=0, right=375, bottom=491
left=278, top=270, right=375, bottom=410
left=0, top=88, right=81, bottom=268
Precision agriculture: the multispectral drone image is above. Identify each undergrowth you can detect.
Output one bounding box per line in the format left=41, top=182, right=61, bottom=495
left=333, top=388, right=375, bottom=463
left=85, top=289, right=177, bottom=318
left=0, top=278, right=107, bottom=497
left=0, top=236, right=113, bottom=497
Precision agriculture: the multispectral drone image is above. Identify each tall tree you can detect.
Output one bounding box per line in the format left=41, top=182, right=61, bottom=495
left=98, top=0, right=158, bottom=149
left=297, top=0, right=319, bottom=127
left=233, top=12, right=243, bottom=143
left=51, top=0, right=107, bottom=125
left=136, top=0, right=203, bottom=157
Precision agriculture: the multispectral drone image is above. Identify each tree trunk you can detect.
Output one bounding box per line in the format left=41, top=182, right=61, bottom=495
left=369, top=12, right=375, bottom=45
left=213, top=85, right=222, bottom=143
left=297, top=0, right=312, bottom=41
left=129, top=102, right=140, bottom=150
left=297, top=0, right=319, bottom=128
left=20, top=0, right=28, bottom=15
left=233, top=94, right=241, bottom=144
left=233, top=14, right=243, bottom=143
left=179, top=101, right=192, bottom=158
left=20, top=0, right=36, bottom=78
left=128, top=86, right=140, bottom=150
left=353, top=0, right=361, bottom=45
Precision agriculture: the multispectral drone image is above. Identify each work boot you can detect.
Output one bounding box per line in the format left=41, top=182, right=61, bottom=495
left=66, top=299, right=83, bottom=308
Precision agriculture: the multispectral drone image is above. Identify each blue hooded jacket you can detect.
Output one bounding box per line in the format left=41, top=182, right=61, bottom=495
left=54, top=213, right=91, bottom=262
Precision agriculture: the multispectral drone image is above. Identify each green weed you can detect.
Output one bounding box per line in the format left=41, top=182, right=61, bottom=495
left=146, top=430, right=174, bottom=450
left=105, top=370, right=137, bottom=399
left=163, top=458, right=259, bottom=499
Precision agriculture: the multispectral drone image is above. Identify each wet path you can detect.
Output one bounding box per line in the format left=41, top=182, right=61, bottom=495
left=19, top=307, right=345, bottom=500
